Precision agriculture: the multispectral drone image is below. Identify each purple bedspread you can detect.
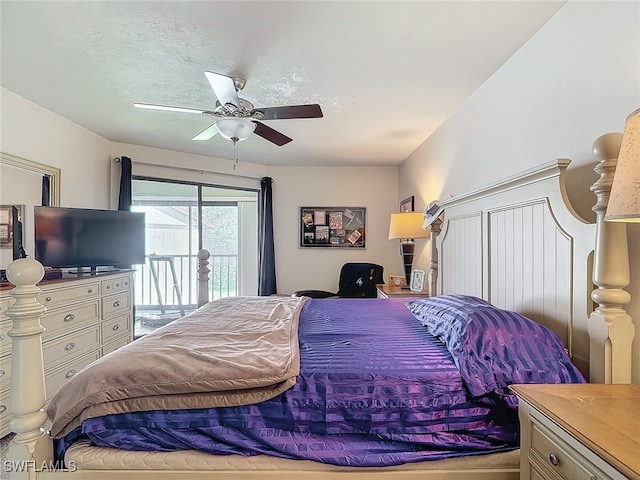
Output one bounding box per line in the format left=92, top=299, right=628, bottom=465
left=56, top=298, right=522, bottom=466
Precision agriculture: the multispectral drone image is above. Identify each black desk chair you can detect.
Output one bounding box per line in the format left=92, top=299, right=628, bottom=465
left=292, top=262, right=384, bottom=299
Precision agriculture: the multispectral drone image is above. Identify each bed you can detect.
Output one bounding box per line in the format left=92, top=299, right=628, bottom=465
left=4, top=133, right=634, bottom=479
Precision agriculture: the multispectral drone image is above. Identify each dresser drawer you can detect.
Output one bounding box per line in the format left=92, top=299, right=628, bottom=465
left=0, top=298, right=14, bottom=357
left=38, top=281, right=100, bottom=307
left=45, top=350, right=100, bottom=399
left=0, top=354, right=11, bottom=389
left=43, top=325, right=100, bottom=371
left=0, top=296, right=13, bottom=320
left=530, top=416, right=597, bottom=480
left=0, top=388, right=10, bottom=438
left=41, top=301, right=100, bottom=341
left=102, top=276, right=132, bottom=295
left=102, top=334, right=130, bottom=356
left=102, top=292, right=131, bottom=319
left=102, top=314, right=131, bottom=344
left=0, top=319, right=11, bottom=355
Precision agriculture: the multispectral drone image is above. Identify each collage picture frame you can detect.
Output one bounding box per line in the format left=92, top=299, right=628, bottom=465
left=299, top=206, right=366, bottom=248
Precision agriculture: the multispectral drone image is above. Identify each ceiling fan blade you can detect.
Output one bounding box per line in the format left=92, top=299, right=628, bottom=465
left=192, top=124, right=219, bottom=141
left=205, top=71, right=240, bottom=108
left=253, top=121, right=292, bottom=146
left=134, top=103, right=213, bottom=115
left=252, top=104, right=323, bottom=121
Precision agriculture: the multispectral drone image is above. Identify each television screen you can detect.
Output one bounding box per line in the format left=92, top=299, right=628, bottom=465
left=34, top=206, right=145, bottom=270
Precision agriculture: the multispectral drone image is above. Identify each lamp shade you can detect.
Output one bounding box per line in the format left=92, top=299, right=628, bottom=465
left=606, top=108, right=640, bottom=222
left=215, top=117, right=256, bottom=142
left=388, top=212, right=428, bottom=240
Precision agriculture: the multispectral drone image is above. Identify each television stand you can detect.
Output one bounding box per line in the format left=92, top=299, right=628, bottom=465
left=67, top=266, right=121, bottom=275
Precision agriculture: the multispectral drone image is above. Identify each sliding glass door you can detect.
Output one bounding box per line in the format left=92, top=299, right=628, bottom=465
left=131, top=179, right=258, bottom=336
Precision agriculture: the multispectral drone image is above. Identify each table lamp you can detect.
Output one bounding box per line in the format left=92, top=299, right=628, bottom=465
left=388, top=212, right=428, bottom=288
left=606, top=108, right=640, bottom=222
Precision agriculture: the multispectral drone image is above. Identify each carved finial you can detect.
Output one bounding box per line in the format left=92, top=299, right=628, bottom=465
left=592, top=133, right=623, bottom=161
left=591, top=133, right=623, bottom=216
left=6, top=258, right=44, bottom=287
left=197, top=249, right=211, bottom=261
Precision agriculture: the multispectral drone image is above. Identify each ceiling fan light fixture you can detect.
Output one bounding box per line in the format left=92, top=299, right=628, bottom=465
left=215, top=117, right=256, bottom=142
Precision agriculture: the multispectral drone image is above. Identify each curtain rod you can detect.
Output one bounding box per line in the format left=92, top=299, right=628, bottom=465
left=113, top=157, right=264, bottom=181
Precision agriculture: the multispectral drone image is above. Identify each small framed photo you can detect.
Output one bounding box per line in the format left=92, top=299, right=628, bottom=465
left=410, top=269, right=426, bottom=292
left=388, top=274, right=407, bottom=288
left=400, top=196, right=414, bottom=212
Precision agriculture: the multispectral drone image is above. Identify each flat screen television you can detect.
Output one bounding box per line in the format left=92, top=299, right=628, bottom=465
left=34, top=206, right=145, bottom=272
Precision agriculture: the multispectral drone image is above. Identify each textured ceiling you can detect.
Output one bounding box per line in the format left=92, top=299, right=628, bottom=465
left=0, top=1, right=566, bottom=167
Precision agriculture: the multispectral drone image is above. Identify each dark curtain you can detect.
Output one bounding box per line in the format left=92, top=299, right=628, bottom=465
left=41, top=175, right=50, bottom=206
left=117, top=156, right=132, bottom=211
left=258, top=176, right=277, bottom=295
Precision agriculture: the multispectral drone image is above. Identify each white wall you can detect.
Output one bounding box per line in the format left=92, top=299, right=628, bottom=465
left=1, top=89, right=402, bottom=290
left=1, top=87, right=112, bottom=209
left=399, top=1, right=640, bottom=382
left=270, top=165, right=400, bottom=295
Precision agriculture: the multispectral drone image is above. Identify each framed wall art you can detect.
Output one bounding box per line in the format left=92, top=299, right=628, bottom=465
left=0, top=204, right=24, bottom=248
left=299, top=207, right=366, bottom=248
left=400, top=196, right=414, bottom=212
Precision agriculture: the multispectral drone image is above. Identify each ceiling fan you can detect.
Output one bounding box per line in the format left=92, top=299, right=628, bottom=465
left=134, top=71, right=323, bottom=146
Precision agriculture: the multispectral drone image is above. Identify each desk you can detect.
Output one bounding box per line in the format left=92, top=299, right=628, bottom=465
left=376, top=284, right=429, bottom=299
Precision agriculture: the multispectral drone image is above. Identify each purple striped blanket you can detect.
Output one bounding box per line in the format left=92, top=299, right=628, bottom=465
left=55, top=296, right=583, bottom=467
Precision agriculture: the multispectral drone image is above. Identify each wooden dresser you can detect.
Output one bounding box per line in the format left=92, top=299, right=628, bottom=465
left=512, top=384, right=640, bottom=480
left=0, top=270, right=134, bottom=437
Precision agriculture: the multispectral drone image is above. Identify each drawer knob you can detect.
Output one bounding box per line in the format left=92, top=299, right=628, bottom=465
left=548, top=452, right=559, bottom=466
left=65, top=342, right=76, bottom=351
left=0, top=334, right=4, bottom=342
left=65, top=369, right=77, bottom=379
left=64, top=313, right=76, bottom=322
left=0, top=370, right=5, bottom=377
left=88, top=288, right=93, bottom=293
left=115, top=282, right=120, bottom=287
left=106, top=285, right=111, bottom=289
left=45, top=296, right=52, bottom=302
left=113, top=324, right=120, bottom=331
left=113, top=301, right=121, bottom=308
left=0, top=405, right=6, bottom=414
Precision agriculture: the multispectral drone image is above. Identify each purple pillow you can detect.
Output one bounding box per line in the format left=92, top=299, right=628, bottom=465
left=405, top=295, right=585, bottom=398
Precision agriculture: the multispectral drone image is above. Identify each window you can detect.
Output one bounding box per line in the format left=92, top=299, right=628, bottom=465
left=131, top=178, right=258, bottom=336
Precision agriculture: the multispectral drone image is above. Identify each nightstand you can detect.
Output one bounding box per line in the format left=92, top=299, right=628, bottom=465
left=376, top=284, right=429, bottom=299
left=511, top=384, right=640, bottom=480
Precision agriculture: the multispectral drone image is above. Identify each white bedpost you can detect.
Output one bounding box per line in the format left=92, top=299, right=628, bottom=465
left=197, top=249, right=211, bottom=307
left=588, top=133, right=635, bottom=384
left=6, top=258, right=53, bottom=478
left=427, top=217, right=442, bottom=296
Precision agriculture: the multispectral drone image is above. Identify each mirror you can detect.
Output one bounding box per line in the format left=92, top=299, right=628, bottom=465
left=1, top=152, right=61, bottom=268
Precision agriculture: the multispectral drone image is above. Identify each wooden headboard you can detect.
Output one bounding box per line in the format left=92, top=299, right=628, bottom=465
left=427, top=134, right=635, bottom=383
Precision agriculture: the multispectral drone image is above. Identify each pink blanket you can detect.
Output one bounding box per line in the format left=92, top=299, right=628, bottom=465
left=47, top=296, right=308, bottom=438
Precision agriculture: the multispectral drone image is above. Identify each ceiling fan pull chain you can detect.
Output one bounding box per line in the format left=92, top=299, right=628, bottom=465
left=233, top=138, right=239, bottom=170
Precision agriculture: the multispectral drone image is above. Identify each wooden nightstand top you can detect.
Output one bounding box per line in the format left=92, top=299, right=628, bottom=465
left=376, top=284, right=429, bottom=299
left=511, top=383, right=640, bottom=480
